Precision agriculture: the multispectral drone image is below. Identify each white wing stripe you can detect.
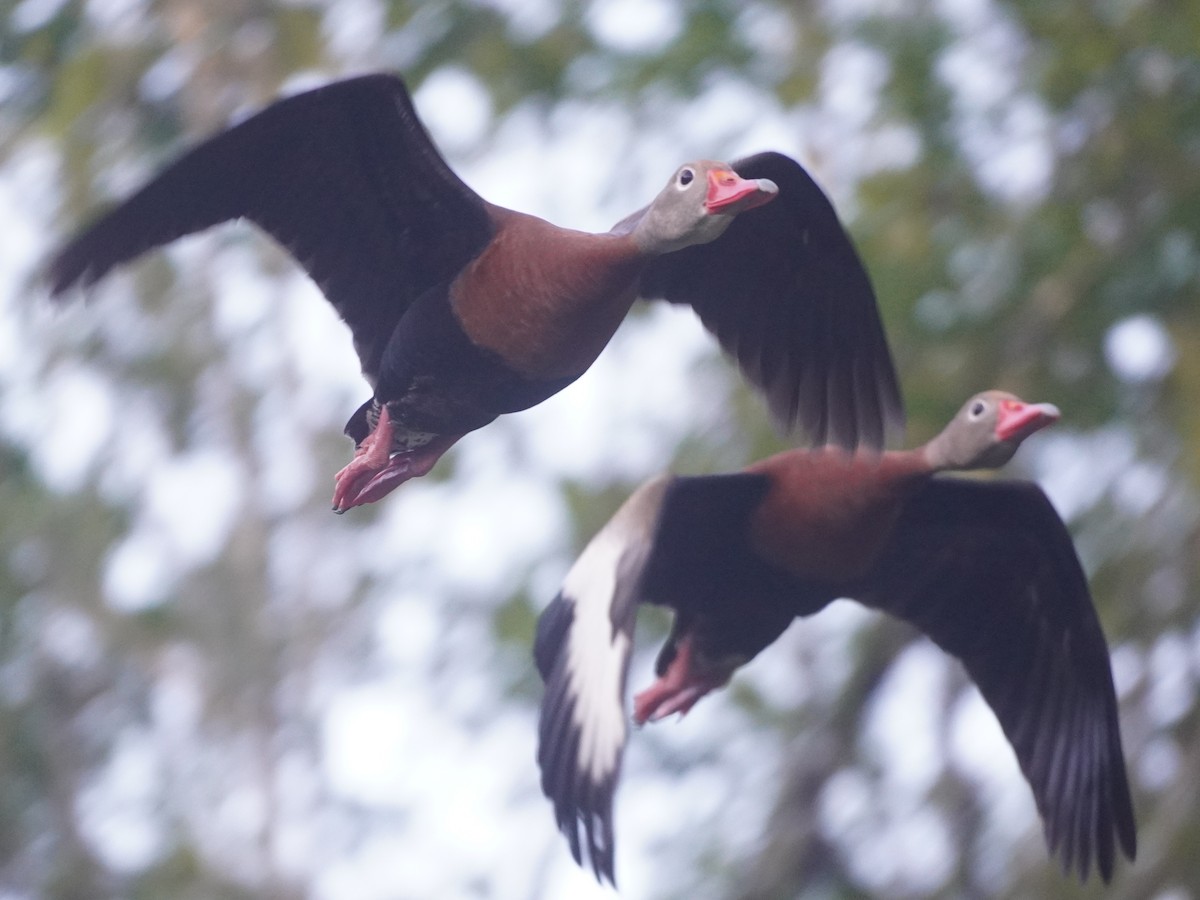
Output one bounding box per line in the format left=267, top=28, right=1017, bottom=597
left=537, top=475, right=670, bottom=881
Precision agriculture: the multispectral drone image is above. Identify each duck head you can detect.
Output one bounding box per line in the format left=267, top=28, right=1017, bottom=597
left=924, top=390, right=1061, bottom=471
left=629, top=161, right=778, bottom=255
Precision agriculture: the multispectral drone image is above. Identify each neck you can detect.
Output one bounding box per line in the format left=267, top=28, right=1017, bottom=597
left=629, top=209, right=732, bottom=256
left=920, top=430, right=1014, bottom=473
left=629, top=218, right=684, bottom=255
left=919, top=433, right=957, bottom=473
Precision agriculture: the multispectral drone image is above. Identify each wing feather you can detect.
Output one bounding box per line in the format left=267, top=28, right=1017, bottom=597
left=852, top=478, right=1136, bottom=881
left=534, top=477, right=671, bottom=884
left=47, top=74, right=494, bottom=382
left=633, top=152, right=904, bottom=451
left=534, top=471, right=778, bottom=882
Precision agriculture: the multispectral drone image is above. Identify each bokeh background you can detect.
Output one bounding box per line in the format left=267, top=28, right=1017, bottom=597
left=2, top=0, right=1199, bottom=897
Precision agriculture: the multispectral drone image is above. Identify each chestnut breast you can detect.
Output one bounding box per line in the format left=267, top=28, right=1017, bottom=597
left=449, top=206, right=648, bottom=381
left=746, top=450, right=930, bottom=583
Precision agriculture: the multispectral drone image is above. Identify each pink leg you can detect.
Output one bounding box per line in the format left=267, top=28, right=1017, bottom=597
left=331, top=406, right=460, bottom=513
left=632, top=637, right=732, bottom=725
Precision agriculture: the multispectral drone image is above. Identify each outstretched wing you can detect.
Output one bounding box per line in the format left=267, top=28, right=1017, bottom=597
left=853, top=478, right=1136, bottom=882
left=47, top=73, right=494, bottom=383
left=632, top=152, right=904, bottom=451
left=534, top=477, right=670, bottom=883
left=535, top=472, right=774, bottom=883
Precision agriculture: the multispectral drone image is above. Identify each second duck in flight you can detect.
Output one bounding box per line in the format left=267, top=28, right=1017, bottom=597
left=535, top=391, right=1136, bottom=886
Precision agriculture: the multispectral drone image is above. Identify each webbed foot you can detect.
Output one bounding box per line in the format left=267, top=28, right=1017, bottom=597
left=331, top=406, right=460, bottom=512
left=632, top=636, right=733, bottom=725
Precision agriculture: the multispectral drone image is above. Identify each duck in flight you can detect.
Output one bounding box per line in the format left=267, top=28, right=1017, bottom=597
left=47, top=73, right=903, bottom=511
left=535, top=390, right=1136, bottom=885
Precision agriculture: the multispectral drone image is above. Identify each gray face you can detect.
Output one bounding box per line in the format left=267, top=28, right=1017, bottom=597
left=956, top=392, right=1022, bottom=469
left=630, top=161, right=772, bottom=255
left=930, top=390, right=1059, bottom=471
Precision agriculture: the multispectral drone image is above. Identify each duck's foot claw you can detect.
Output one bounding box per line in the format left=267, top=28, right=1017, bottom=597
left=330, top=408, right=461, bottom=513
left=632, top=636, right=729, bottom=725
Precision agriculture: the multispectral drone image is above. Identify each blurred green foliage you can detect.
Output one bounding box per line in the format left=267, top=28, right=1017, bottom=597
left=2, top=0, right=1199, bottom=897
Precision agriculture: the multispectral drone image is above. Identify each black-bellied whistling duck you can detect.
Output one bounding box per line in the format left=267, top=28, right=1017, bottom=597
left=536, top=391, right=1136, bottom=885
left=47, top=74, right=903, bottom=512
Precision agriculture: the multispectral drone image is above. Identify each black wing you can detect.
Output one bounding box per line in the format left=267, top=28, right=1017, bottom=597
left=640, top=472, right=796, bottom=665
left=535, top=472, right=778, bottom=884
left=47, top=73, right=494, bottom=383
left=633, top=152, right=903, bottom=452
left=535, top=476, right=671, bottom=884
left=853, top=478, right=1136, bottom=882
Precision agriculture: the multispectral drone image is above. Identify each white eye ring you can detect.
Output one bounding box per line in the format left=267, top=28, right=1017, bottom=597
left=676, top=167, right=695, bottom=188
left=969, top=400, right=988, bottom=419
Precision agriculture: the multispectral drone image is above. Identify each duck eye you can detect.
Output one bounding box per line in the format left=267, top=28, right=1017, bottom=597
left=677, top=168, right=695, bottom=187
left=969, top=400, right=987, bottom=419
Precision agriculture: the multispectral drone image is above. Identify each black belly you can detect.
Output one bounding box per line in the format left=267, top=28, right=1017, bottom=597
left=638, top=473, right=840, bottom=671
left=343, top=284, right=580, bottom=446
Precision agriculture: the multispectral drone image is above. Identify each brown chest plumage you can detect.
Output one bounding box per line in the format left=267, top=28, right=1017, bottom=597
left=449, top=207, right=647, bottom=380
left=746, top=449, right=930, bottom=582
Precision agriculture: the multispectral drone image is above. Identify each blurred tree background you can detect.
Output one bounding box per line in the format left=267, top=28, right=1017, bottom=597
left=1, top=0, right=1198, bottom=897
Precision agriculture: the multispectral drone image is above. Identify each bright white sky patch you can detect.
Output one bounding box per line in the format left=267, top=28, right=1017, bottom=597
left=678, top=77, right=783, bottom=148
left=103, top=528, right=177, bottom=611
left=947, top=685, right=1035, bottom=854
left=1137, top=735, right=1181, bottom=793
left=374, top=593, right=440, bottom=668
left=810, top=41, right=925, bottom=194
left=365, top=467, right=568, bottom=596
left=414, top=67, right=495, bottom=153
left=76, top=729, right=165, bottom=872
left=933, top=0, right=992, bottom=30
left=736, top=5, right=796, bottom=67
left=321, top=0, right=387, bottom=61
left=253, top=400, right=318, bottom=513
left=471, top=0, right=560, bottom=41
left=861, top=807, right=954, bottom=894
left=11, top=0, right=70, bottom=32
left=0, top=154, right=46, bottom=366
left=460, top=99, right=635, bottom=226
left=82, top=0, right=151, bottom=40
left=0, top=302, right=16, bottom=386
left=863, top=641, right=947, bottom=797
left=1105, top=314, right=1176, bottom=383
left=821, top=764, right=954, bottom=894
left=819, top=0, right=911, bottom=24
left=938, top=30, right=1018, bottom=113
left=33, top=364, right=116, bottom=493
left=209, top=244, right=275, bottom=340
left=1037, top=426, right=1135, bottom=522
left=139, top=45, right=195, bottom=103
left=587, top=0, right=682, bottom=54
left=317, top=680, right=605, bottom=899
left=278, top=274, right=365, bottom=409
left=102, top=448, right=242, bottom=610
left=150, top=646, right=205, bottom=740
left=1113, top=457, right=1169, bottom=518
left=1147, top=630, right=1192, bottom=728
left=806, top=600, right=876, bottom=696
left=39, top=605, right=102, bottom=671
left=265, top=518, right=360, bottom=612
left=974, top=97, right=1053, bottom=204
left=819, top=766, right=872, bottom=839
left=214, top=782, right=269, bottom=855
left=143, top=448, right=243, bottom=565
left=948, top=687, right=1014, bottom=783
left=937, top=9, right=1054, bottom=205
left=821, top=41, right=888, bottom=132
left=322, top=681, right=417, bottom=805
